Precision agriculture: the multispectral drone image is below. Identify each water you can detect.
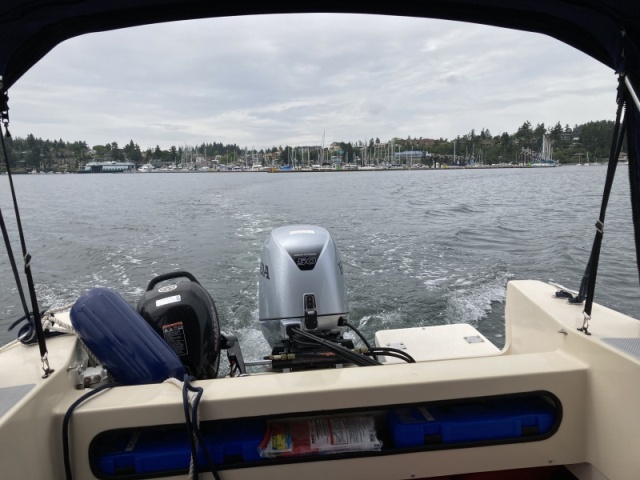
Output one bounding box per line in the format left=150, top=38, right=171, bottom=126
left=1, top=167, right=638, bottom=356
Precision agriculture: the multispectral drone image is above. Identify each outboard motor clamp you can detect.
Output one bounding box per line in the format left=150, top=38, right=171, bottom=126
left=258, top=225, right=349, bottom=350
left=137, top=271, right=221, bottom=379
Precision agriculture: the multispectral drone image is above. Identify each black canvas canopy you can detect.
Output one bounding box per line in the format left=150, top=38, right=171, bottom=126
left=0, top=1, right=638, bottom=91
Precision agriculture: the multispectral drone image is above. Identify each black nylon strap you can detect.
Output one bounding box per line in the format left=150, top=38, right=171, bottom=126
left=567, top=76, right=627, bottom=334
left=0, top=91, right=52, bottom=376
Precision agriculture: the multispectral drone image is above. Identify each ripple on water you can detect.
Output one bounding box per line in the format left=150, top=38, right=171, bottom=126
left=1, top=168, right=637, bottom=349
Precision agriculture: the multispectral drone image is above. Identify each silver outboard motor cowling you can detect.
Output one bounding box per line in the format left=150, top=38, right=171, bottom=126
left=259, top=225, right=348, bottom=349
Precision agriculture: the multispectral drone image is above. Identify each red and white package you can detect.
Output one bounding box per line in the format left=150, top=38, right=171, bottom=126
left=259, top=415, right=382, bottom=458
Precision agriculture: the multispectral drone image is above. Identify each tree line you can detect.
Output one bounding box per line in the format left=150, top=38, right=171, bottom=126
left=0, top=119, right=617, bottom=171
left=425, top=120, right=616, bottom=165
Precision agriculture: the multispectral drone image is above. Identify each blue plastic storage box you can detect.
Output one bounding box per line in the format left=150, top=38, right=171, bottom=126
left=387, top=395, right=557, bottom=448
left=94, top=419, right=265, bottom=477
left=203, top=419, right=265, bottom=464
left=96, top=428, right=192, bottom=476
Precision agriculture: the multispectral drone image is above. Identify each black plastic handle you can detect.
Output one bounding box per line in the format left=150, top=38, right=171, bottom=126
left=146, top=270, right=200, bottom=291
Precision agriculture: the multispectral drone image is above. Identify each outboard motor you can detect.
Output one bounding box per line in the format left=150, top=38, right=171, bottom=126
left=259, top=225, right=349, bottom=352
left=137, top=271, right=221, bottom=379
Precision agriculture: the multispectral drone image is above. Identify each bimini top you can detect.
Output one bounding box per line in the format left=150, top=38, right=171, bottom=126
left=0, top=0, right=639, bottom=91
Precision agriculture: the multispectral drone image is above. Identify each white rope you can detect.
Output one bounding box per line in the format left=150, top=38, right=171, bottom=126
left=41, top=306, right=107, bottom=366
left=44, top=303, right=75, bottom=315
left=43, top=304, right=76, bottom=334
left=0, top=304, right=75, bottom=353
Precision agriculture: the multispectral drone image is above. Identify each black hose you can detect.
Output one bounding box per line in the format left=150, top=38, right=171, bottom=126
left=343, top=320, right=372, bottom=349
left=343, top=319, right=378, bottom=361
left=290, top=328, right=380, bottom=366
left=63, top=383, right=115, bottom=480
left=364, top=347, right=416, bottom=363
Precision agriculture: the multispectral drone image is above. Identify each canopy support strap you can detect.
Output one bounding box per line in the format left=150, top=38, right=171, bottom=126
left=0, top=86, right=53, bottom=377
left=563, top=75, right=627, bottom=335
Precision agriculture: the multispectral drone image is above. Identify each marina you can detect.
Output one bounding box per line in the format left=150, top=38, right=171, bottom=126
left=67, top=161, right=564, bottom=174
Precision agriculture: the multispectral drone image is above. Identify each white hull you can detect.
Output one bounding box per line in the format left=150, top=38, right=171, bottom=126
left=1, top=280, right=638, bottom=479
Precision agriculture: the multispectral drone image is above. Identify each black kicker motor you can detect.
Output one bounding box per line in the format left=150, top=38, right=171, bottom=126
left=137, top=271, right=221, bottom=379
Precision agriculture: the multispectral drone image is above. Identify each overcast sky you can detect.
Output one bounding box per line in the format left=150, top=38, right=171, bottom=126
left=8, top=14, right=617, bottom=151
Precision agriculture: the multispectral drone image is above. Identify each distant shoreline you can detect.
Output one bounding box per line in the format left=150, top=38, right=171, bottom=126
left=2, top=163, right=577, bottom=175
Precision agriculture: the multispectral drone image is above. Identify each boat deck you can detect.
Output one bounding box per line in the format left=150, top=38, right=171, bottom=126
left=1, top=280, right=639, bottom=479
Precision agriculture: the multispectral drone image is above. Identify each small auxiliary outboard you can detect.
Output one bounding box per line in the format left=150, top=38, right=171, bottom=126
left=137, top=271, right=221, bottom=379
left=259, top=225, right=350, bottom=368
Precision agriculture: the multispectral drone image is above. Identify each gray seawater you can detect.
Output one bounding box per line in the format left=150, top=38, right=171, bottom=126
left=1, top=166, right=638, bottom=357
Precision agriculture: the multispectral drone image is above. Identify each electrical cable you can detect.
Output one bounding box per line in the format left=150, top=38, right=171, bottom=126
left=288, top=327, right=414, bottom=365
left=290, top=328, right=380, bottom=366
left=342, top=319, right=378, bottom=361
left=343, top=320, right=372, bottom=349
left=364, top=347, right=416, bottom=363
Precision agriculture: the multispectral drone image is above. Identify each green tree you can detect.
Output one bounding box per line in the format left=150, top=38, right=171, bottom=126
left=550, top=122, right=563, bottom=142
left=516, top=121, right=533, bottom=145
left=578, top=120, right=614, bottom=158
left=26, top=133, right=36, bottom=150
left=26, top=147, right=40, bottom=169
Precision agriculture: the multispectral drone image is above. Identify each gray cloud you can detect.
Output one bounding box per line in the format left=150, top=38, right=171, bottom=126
left=9, top=14, right=615, bottom=150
